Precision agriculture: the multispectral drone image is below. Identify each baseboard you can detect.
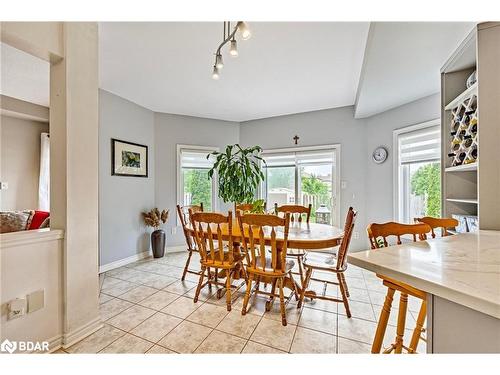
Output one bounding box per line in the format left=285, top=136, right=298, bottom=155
left=62, top=317, right=103, bottom=349
left=47, top=334, right=63, bottom=353
left=99, top=246, right=187, bottom=274
left=99, top=250, right=152, bottom=273
left=166, top=245, right=186, bottom=253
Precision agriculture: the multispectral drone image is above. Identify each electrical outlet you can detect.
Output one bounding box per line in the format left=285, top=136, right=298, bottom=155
left=171, top=227, right=177, bottom=235
left=7, top=298, right=26, bottom=320
left=353, top=231, right=359, bottom=240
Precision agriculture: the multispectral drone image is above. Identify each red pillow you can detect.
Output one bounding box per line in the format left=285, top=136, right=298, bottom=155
left=29, top=211, right=50, bottom=230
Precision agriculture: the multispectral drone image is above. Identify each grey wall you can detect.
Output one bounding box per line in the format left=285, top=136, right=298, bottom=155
left=240, top=93, right=441, bottom=251
left=99, top=90, right=155, bottom=266
left=0, top=114, right=49, bottom=210
left=240, top=106, right=369, bottom=250
left=364, top=93, right=440, bottom=223
left=154, top=113, right=239, bottom=246
left=98, top=90, right=441, bottom=266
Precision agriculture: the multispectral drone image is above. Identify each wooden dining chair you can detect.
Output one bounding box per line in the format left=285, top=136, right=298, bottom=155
left=189, top=210, right=243, bottom=311
left=414, top=216, right=459, bottom=238
left=237, top=212, right=299, bottom=326
left=367, top=222, right=432, bottom=354
left=176, top=203, right=204, bottom=281
left=274, top=203, right=312, bottom=286
left=297, top=207, right=357, bottom=318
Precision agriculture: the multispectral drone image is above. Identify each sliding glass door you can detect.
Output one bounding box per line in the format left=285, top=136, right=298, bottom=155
left=262, top=147, right=338, bottom=225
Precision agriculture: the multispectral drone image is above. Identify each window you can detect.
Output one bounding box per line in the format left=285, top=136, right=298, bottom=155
left=394, top=120, right=441, bottom=223
left=177, top=145, right=218, bottom=213
left=261, top=146, right=340, bottom=226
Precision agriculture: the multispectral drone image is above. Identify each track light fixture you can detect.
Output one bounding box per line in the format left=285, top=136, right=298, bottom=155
left=229, top=39, right=238, bottom=57
left=212, top=65, right=220, bottom=80
left=211, top=21, right=251, bottom=79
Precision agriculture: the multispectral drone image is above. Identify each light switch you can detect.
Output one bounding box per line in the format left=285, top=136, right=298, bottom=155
left=0, top=182, right=8, bottom=190
left=7, top=298, right=26, bottom=320
left=27, top=290, right=44, bottom=313
left=341, top=180, right=347, bottom=189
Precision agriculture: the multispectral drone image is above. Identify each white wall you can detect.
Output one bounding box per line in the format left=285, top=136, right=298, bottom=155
left=154, top=112, right=239, bottom=246
left=99, top=90, right=155, bottom=266
left=0, top=230, right=64, bottom=352
left=0, top=114, right=49, bottom=210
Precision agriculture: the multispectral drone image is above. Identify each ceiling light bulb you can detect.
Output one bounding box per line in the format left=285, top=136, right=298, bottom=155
left=215, top=54, right=224, bottom=69
left=238, top=22, right=251, bottom=40
left=230, top=39, right=238, bottom=57
left=212, top=66, right=220, bottom=80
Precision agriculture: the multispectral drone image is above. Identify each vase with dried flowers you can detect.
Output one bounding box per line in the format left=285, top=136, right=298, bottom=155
left=142, top=208, right=169, bottom=258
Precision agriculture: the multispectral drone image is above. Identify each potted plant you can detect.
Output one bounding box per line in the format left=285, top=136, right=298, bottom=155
left=142, top=208, right=169, bottom=258
left=207, top=144, right=266, bottom=212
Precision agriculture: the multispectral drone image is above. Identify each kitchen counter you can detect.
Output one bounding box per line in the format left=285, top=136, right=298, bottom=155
left=347, top=230, right=500, bottom=353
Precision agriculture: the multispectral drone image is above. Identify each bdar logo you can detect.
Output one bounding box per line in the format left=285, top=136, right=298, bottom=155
left=1, top=339, right=17, bottom=354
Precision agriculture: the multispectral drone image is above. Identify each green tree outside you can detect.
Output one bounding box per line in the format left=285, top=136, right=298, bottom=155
left=301, top=174, right=330, bottom=218
left=410, top=162, right=441, bottom=217
left=183, top=169, right=212, bottom=211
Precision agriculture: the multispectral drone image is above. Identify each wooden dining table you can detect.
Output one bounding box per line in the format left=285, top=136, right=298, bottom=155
left=186, top=220, right=344, bottom=293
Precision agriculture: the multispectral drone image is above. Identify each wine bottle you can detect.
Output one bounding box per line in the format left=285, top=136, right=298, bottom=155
left=471, top=146, right=478, bottom=160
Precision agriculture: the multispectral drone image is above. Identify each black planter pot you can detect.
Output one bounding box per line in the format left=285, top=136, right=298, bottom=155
left=151, top=229, right=166, bottom=258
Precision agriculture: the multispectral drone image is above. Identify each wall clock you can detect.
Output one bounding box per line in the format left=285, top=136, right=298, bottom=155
left=372, top=146, right=388, bottom=164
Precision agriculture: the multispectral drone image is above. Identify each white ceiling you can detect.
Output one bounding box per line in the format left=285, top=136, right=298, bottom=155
left=99, top=22, right=370, bottom=122
left=1, top=42, right=50, bottom=107
left=1, top=22, right=476, bottom=122
left=354, top=22, right=474, bottom=118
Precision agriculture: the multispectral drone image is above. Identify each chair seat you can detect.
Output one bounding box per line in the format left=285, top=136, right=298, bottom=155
left=202, top=249, right=238, bottom=269
left=377, top=274, right=426, bottom=300
left=303, top=252, right=341, bottom=271
left=247, top=256, right=295, bottom=275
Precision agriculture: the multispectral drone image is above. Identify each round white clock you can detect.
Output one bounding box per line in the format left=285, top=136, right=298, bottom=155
left=372, top=147, right=388, bottom=164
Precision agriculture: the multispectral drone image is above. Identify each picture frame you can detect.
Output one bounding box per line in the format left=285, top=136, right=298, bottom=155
left=111, top=138, right=148, bottom=177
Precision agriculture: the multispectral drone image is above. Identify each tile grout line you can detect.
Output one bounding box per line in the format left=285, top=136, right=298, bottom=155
left=86, top=258, right=397, bottom=354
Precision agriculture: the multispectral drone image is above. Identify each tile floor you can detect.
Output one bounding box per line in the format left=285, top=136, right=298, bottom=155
left=62, top=251, right=426, bottom=354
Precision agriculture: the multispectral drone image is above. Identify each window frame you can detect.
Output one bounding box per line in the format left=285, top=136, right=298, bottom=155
left=176, top=144, right=219, bottom=224
left=259, top=144, right=341, bottom=226
left=392, top=119, right=441, bottom=222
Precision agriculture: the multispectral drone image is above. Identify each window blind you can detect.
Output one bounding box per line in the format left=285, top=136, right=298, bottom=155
left=263, top=150, right=336, bottom=167
left=399, top=126, right=440, bottom=164
left=180, top=149, right=215, bottom=169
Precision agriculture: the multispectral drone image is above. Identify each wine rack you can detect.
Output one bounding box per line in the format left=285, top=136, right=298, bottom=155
left=447, top=84, right=478, bottom=167
left=441, top=23, right=500, bottom=232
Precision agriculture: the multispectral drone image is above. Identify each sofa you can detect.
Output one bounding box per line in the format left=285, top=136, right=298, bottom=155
left=0, top=210, right=50, bottom=233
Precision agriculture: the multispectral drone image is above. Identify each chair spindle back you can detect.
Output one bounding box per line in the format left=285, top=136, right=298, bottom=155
left=414, top=216, right=459, bottom=238
left=237, top=212, right=290, bottom=273
left=335, top=207, right=357, bottom=270
left=367, top=222, right=432, bottom=249
left=176, top=203, right=203, bottom=249
left=274, top=204, right=312, bottom=223
left=190, top=210, right=233, bottom=263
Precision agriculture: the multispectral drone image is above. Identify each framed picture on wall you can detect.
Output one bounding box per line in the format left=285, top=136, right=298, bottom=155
left=111, top=138, right=148, bottom=177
